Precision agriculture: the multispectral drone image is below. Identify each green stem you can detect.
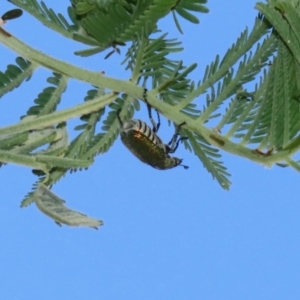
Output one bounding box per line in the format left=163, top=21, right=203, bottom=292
left=285, top=157, right=300, bottom=172
left=146, top=91, right=291, bottom=166
left=0, top=30, right=142, bottom=98
left=35, top=155, right=92, bottom=168
left=0, top=93, right=117, bottom=136
left=0, top=149, right=46, bottom=170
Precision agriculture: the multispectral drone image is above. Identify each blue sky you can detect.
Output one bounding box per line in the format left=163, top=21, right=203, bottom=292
left=1, top=1, right=300, bottom=300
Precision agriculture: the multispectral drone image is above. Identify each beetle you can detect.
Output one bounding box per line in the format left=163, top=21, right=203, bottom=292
left=117, top=89, right=188, bottom=170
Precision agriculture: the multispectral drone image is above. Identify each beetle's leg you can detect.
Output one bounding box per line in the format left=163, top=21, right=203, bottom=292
left=167, top=122, right=187, bottom=153
left=116, top=109, right=123, bottom=126
left=168, top=137, right=188, bottom=154
left=143, top=88, right=160, bottom=133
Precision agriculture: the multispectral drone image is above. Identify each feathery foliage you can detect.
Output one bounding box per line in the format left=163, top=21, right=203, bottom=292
left=1, top=0, right=300, bottom=218
left=0, top=56, right=34, bottom=98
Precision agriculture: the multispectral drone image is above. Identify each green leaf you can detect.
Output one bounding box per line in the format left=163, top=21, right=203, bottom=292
left=33, top=184, right=103, bottom=229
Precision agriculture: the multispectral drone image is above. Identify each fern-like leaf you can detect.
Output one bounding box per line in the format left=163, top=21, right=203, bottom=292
left=72, top=0, right=183, bottom=56
left=10, top=0, right=76, bottom=39
left=183, top=129, right=231, bottom=190
left=24, top=72, right=67, bottom=117
left=0, top=57, right=34, bottom=99
left=256, top=2, right=300, bottom=66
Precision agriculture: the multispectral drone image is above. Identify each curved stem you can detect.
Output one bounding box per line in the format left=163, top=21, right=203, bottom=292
left=0, top=93, right=117, bottom=136
left=0, top=29, right=142, bottom=97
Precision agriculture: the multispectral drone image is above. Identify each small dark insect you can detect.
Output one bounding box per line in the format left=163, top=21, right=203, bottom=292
left=117, top=89, right=188, bottom=170
left=0, top=9, right=23, bottom=36
left=1, top=9, right=23, bottom=21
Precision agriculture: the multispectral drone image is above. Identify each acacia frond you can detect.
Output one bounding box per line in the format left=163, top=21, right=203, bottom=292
left=24, top=88, right=108, bottom=192
left=70, top=88, right=107, bottom=158
left=21, top=181, right=39, bottom=207
left=72, top=0, right=204, bottom=56
left=234, top=38, right=300, bottom=151
left=172, top=0, right=209, bottom=33
left=10, top=0, right=76, bottom=39
left=183, top=129, right=231, bottom=190
left=24, top=72, right=67, bottom=117
left=212, top=33, right=277, bottom=135
left=34, top=184, right=103, bottom=229
left=198, top=23, right=276, bottom=124
left=123, top=34, right=200, bottom=118
left=4, top=0, right=300, bottom=197
left=256, top=1, right=300, bottom=66
left=219, top=1, right=300, bottom=156
left=0, top=57, right=34, bottom=99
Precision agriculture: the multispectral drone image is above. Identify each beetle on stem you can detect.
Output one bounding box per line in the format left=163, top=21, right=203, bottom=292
left=117, top=89, right=188, bottom=170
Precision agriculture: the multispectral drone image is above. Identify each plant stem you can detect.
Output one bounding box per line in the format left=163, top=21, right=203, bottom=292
left=0, top=93, right=117, bottom=136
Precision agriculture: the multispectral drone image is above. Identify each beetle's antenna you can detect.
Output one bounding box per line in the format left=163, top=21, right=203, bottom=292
left=175, top=158, right=189, bottom=169
left=180, top=164, right=189, bottom=169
